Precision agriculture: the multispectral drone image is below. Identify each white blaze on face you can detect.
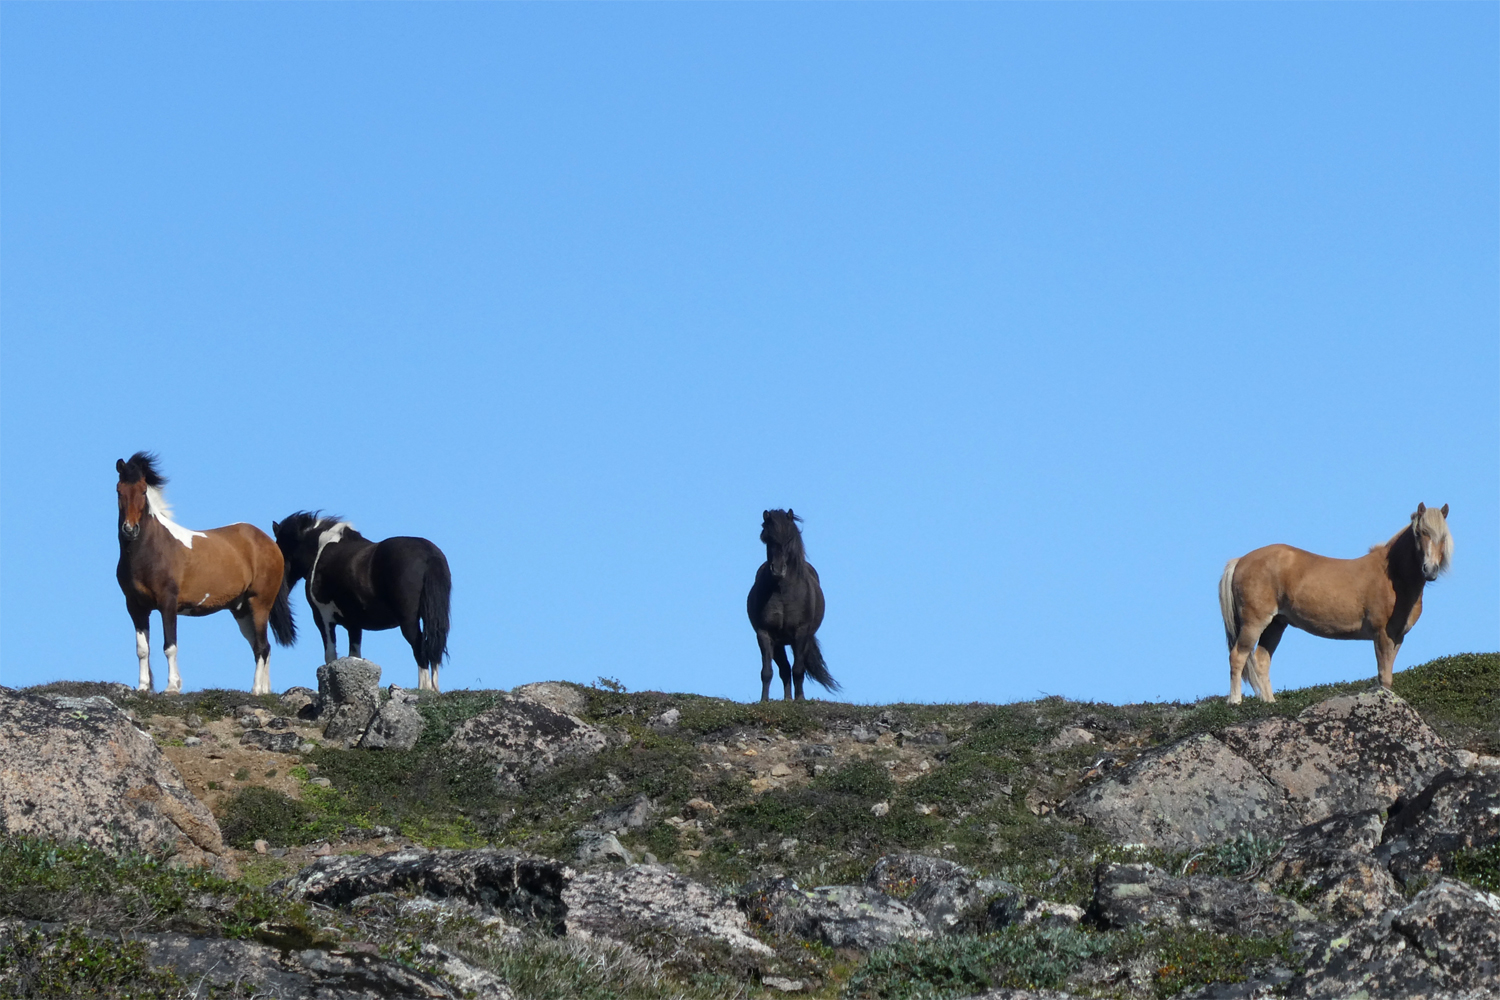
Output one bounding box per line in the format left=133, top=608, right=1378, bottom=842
left=145, top=486, right=208, bottom=549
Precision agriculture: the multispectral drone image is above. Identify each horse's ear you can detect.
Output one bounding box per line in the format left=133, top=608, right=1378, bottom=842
left=787, top=508, right=794, bottom=518
left=116, top=458, right=126, bottom=474
left=1416, top=502, right=1426, bottom=518
left=763, top=510, right=770, bottom=520
left=1441, top=504, right=1449, bottom=518
left=271, top=520, right=280, bottom=534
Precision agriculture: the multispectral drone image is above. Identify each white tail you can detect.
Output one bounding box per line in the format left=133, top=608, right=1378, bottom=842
left=1218, top=557, right=1240, bottom=650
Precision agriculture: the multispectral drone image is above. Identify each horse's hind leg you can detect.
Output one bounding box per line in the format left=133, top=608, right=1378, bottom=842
left=399, top=617, right=432, bottom=691
left=1248, top=619, right=1287, bottom=703
left=1228, top=618, right=1270, bottom=705
left=772, top=646, right=794, bottom=701
left=237, top=607, right=273, bottom=696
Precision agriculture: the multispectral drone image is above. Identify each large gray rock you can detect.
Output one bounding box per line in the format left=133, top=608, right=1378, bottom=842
left=274, top=847, right=570, bottom=932
left=1265, top=810, right=1405, bottom=919
left=1221, top=688, right=1456, bottom=826
left=358, top=686, right=425, bottom=751
left=1378, top=768, right=1500, bottom=891
left=511, top=681, right=589, bottom=717
left=575, top=830, right=633, bottom=866
left=240, top=728, right=302, bottom=753
left=318, top=658, right=383, bottom=742
left=1091, top=861, right=1315, bottom=936
left=866, top=853, right=1018, bottom=935
left=1282, top=879, right=1500, bottom=998
left=744, top=878, right=932, bottom=951
left=591, top=793, right=655, bottom=833
left=564, top=864, right=773, bottom=956
left=0, top=688, right=225, bottom=868
left=1061, top=732, right=1290, bottom=851
left=446, top=695, right=608, bottom=789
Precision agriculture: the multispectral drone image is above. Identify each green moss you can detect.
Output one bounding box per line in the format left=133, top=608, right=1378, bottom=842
left=1149, top=928, right=1296, bottom=999
left=0, top=924, right=184, bottom=999
left=0, top=835, right=328, bottom=945
left=217, top=787, right=321, bottom=848
left=1450, top=841, right=1500, bottom=894
left=845, top=925, right=1118, bottom=998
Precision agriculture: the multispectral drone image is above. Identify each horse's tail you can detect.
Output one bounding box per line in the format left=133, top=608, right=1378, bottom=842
left=1218, top=557, right=1241, bottom=650
left=799, top=635, right=840, bottom=693
left=270, top=577, right=298, bottom=647
left=418, top=554, right=452, bottom=667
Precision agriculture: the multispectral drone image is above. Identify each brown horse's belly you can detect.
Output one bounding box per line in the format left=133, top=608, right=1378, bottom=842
left=1281, top=609, right=1370, bottom=642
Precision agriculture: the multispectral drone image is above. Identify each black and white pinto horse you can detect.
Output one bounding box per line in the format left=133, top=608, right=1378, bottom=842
left=747, top=509, right=839, bottom=701
left=272, top=512, right=452, bottom=691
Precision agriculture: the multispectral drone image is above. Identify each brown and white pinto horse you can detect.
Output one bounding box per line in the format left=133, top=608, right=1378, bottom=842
left=115, top=453, right=295, bottom=694
left=1219, top=503, right=1453, bottom=704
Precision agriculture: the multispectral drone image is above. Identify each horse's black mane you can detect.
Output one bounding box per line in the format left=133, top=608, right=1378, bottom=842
left=279, top=510, right=345, bottom=536
left=120, top=451, right=167, bottom=487
left=762, top=509, right=806, bottom=559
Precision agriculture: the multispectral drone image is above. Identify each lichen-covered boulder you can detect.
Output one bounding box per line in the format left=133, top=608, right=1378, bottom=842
left=744, top=879, right=931, bottom=951
left=1378, top=768, right=1500, bottom=891
left=1091, top=861, right=1315, bottom=936
left=1061, top=732, right=1290, bottom=851
left=1265, top=810, right=1405, bottom=919
left=1282, top=879, right=1500, bottom=998
left=317, top=658, right=383, bottom=742
left=564, top=864, right=772, bottom=956
left=0, top=689, right=225, bottom=868
left=358, top=686, right=425, bottom=751
left=273, top=847, right=570, bottom=932
left=866, top=853, right=1018, bottom=935
left=446, top=695, right=608, bottom=789
left=1221, top=688, right=1455, bottom=826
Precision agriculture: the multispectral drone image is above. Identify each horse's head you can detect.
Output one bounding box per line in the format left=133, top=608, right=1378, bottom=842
left=761, top=508, right=805, bottom=578
left=116, top=452, right=165, bottom=542
left=272, top=511, right=336, bottom=584
left=1411, top=503, right=1453, bottom=582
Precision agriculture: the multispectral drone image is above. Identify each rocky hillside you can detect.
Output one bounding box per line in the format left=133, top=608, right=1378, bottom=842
left=2, top=652, right=1497, bottom=999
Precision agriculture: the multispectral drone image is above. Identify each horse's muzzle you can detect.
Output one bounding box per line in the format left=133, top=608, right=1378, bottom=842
left=120, top=523, right=140, bottom=541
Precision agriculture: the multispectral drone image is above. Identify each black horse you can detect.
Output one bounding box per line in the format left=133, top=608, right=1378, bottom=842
left=747, top=509, right=838, bottom=701
left=272, top=512, right=452, bottom=691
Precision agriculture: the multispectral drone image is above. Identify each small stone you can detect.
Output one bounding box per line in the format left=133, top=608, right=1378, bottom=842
left=683, top=798, right=718, bottom=818
left=299, top=742, right=316, bottom=753
left=649, top=708, right=681, bottom=729
left=915, top=803, right=936, bottom=816
left=253, top=839, right=269, bottom=855
left=312, top=843, right=333, bottom=857
left=763, top=976, right=805, bottom=992
left=871, top=801, right=891, bottom=817
left=743, top=748, right=758, bottom=756
left=852, top=727, right=878, bottom=744
left=801, top=743, right=834, bottom=758
left=185, top=714, right=203, bottom=728
left=1048, top=726, right=1095, bottom=750
left=183, top=736, right=201, bottom=747
left=311, top=777, right=332, bottom=788
left=770, top=763, right=792, bottom=777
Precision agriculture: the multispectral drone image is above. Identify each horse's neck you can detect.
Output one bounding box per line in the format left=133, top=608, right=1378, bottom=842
left=1384, top=528, right=1425, bottom=590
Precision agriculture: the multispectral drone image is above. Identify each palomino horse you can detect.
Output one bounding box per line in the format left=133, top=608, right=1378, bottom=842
left=272, top=512, right=452, bottom=691
left=748, top=509, right=839, bottom=701
left=115, top=453, right=295, bottom=695
left=1219, top=503, right=1453, bottom=704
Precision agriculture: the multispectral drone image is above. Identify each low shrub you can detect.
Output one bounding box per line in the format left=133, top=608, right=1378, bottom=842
left=0, top=924, right=183, bottom=999
left=845, top=925, right=1118, bottom=998
left=1450, top=841, right=1500, bottom=894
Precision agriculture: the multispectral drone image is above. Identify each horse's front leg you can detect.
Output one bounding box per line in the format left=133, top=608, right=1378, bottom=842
left=160, top=598, right=182, bottom=694
left=1374, top=632, right=1400, bottom=689
left=309, top=605, right=338, bottom=663
left=130, top=606, right=153, bottom=692
left=347, top=627, right=363, bottom=660
left=773, top=646, right=794, bottom=701
left=757, top=631, right=777, bottom=702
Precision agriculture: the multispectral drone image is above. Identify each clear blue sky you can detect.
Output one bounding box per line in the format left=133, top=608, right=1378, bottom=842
left=3, top=4, right=1495, bottom=705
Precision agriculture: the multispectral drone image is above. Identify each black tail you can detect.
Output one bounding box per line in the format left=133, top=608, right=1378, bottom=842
left=418, top=555, right=451, bottom=667
left=799, top=635, right=840, bottom=693
left=270, top=578, right=297, bottom=647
